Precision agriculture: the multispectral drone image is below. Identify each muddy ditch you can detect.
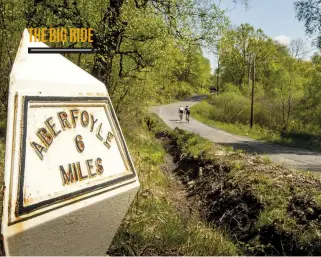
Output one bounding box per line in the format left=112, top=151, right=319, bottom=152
left=152, top=123, right=321, bottom=256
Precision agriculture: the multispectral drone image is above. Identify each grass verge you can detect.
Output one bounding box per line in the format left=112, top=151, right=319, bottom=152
left=0, top=120, right=6, bottom=220
left=191, top=100, right=321, bottom=152
left=152, top=120, right=321, bottom=255
left=107, top=117, right=239, bottom=256
left=191, top=101, right=280, bottom=141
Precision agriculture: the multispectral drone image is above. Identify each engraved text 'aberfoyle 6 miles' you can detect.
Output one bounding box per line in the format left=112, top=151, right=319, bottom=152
left=30, top=109, right=114, bottom=186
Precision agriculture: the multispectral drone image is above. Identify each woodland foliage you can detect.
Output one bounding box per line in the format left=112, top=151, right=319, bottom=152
left=0, top=0, right=227, bottom=122
left=212, top=20, right=321, bottom=134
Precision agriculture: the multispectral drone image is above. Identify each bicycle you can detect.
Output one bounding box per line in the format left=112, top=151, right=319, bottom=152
left=185, top=113, right=190, bottom=123
left=179, top=112, right=183, bottom=121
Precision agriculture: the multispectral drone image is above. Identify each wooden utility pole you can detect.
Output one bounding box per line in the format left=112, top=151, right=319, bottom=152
left=217, top=57, right=220, bottom=95
left=250, top=54, right=255, bottom=128
left=248, top=53, right=251, bottom=98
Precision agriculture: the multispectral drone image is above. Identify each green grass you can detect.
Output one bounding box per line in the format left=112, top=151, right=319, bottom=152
left=191, top=100, right=321, bottom=152
left=0, top=120, right=6, bottom=220
left=113, top=113, right=321, bottom=255
left=191, top=101, right=280, bottom=142
left=174, top=128, right=215, bottom=158
left=108, top=120, right=239, bottom=256
left=167, top=126, right=321, bottom=255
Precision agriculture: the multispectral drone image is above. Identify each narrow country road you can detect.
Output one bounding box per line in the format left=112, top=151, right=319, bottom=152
left=151, top=95, right=321, bottom=172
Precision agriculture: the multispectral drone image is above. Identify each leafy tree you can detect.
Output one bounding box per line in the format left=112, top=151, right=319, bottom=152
left=214, top=23, right=315, bottom=131
left=294, top=0, right=321, bottom=48
left=22, top=0, right=233, bottom=118
left=218, top=24, right=276, bottom=89
left=0, top=0, right=26, bottom=111
left=289, top=38, right=307, bottom=59
left=0, top=0, right=250, bottom=126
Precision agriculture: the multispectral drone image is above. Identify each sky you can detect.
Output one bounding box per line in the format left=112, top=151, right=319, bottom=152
left=203, top=0, right=318, bottom=73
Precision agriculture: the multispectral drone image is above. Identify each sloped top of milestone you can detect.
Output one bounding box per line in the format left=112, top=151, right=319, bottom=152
left=10, top=29, right=106, bottom=95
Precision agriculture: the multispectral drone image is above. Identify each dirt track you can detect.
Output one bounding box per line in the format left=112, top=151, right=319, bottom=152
left=151, top=95, right=321, bottom=172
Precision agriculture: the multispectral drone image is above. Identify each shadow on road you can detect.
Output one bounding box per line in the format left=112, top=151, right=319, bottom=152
left=183, top=95, right=208, bottom=102
left=170, top=120, right=189, bottom=124
left=220, top=141, right=321, bottom=156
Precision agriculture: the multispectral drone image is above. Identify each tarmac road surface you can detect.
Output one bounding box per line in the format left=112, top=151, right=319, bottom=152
left=151, top=95, right=321, bottom=172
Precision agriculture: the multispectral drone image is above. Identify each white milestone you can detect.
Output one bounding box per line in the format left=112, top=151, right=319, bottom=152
left=0, top=29, right=140, bottom=256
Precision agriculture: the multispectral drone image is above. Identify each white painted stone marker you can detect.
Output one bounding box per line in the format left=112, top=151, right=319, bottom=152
left=1, top=29, right=140, bottom=256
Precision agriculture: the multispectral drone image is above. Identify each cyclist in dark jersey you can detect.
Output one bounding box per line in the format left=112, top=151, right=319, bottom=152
left=185, top=106, right=190, bottom=123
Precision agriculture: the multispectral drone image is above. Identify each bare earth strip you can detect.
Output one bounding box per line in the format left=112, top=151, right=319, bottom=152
left=151, top=96, right=321, bottom=172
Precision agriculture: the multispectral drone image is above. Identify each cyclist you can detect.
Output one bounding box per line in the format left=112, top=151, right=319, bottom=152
left=185, top=105, right=190, bottom=123
left=179, top=105, right=184, bottom=121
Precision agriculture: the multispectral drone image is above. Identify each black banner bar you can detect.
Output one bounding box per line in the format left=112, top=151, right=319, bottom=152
left=28, top=47, right=95, bottom=54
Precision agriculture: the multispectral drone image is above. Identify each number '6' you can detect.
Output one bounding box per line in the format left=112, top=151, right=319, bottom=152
left=75, top=135, right=85, bottom=153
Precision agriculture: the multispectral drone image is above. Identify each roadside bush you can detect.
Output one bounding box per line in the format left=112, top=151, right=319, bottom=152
left=202, top=93, right=284, bottom=131
left=253, top=99, right=274, bottom=129
left=208, top=92, right=250, bottom=124
left=221, top=82, right=242, bottom=94
left=175, top=81, right=193, bottom=99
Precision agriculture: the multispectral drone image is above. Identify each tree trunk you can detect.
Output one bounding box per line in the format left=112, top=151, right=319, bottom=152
left=91, top=0, right=125, bottom=95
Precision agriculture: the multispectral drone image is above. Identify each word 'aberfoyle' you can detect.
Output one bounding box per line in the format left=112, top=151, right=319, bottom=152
left=30, top=108, right=114, bottom=160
